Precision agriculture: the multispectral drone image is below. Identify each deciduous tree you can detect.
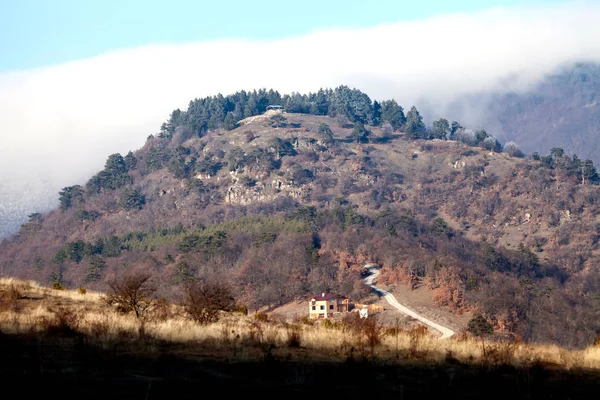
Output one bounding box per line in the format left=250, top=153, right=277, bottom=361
left=105, top=271, right=157, bottom=320
left=182, top=280, right=236, bottom=325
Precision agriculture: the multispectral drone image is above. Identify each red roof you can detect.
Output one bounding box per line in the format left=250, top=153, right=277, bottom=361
left=310, top=293, right=347, bottom=301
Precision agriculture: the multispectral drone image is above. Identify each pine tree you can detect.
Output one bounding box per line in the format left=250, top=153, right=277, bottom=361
left=405, top=106, right=425, bottom=139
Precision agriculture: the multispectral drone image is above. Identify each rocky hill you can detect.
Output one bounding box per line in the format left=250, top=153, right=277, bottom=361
left=1, top=91, right=600, bottom=348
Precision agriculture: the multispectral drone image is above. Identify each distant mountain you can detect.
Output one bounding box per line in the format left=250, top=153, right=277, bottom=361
left=444, top=62, right=600, bottom=165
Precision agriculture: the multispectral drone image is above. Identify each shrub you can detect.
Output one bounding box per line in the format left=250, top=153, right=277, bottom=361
left=285, top=324, right=302, bottom=348
left=0, top=285, right=21, bottom=312
left=119, top=187, right=146, bottom=210
left=296, top=315, right=313, bottom=326
left=182, top=281, right=236, bottom=325
left=153, top=297, right=172, bottom=322
left=44, top=307, right=80, bottom=337
left=105, top=271, right=157, bottom=320
left=254, top=311, right=269, bottom=322
left=268, top=113, right=287, bottom=128
left=244, top=130, right=255, bottom=142
left=408, top=325, right=429, bottom=341
left=234, top=304, right=249, bottom=315
left=503, top=141, right=522, bottom=157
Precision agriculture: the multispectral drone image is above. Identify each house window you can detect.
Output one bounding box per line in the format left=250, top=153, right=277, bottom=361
left=329, top=305, right=334, bottom=310
left=320, top=305, right=325, bottom=310
left=312, top=306, right=316, bottom=310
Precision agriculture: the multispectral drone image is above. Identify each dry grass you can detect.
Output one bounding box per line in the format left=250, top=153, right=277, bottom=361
left=1, top=277, right=599, bottom=370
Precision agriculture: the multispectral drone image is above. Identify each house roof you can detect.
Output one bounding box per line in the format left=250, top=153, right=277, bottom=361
left=310, top=293, right=347, bottom=301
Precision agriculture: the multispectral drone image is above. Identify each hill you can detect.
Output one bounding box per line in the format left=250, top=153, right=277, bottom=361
left=1, top=88, right=600, bottom=349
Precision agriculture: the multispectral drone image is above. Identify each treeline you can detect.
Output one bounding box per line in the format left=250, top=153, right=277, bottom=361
left=158, top=86, right=407, bottom=137
left=533, top=147, right=599, bottom=184
left=156, top=86, right=599, bottom=181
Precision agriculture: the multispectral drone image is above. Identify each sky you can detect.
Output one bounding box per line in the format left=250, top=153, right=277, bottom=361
left=0, top=0, right=598, bottom=239
left=1, top=0, right=565, bottom=71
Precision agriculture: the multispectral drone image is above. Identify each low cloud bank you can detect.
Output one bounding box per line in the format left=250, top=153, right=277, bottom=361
left=1, top=2, right=599, bottom=238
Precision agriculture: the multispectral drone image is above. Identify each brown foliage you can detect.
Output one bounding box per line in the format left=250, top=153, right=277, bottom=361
left=431, top=267, right=465, bottom=310
left=0, top=285, right=22, bottom=312
left=182, top=280, right=235, bottom=325
left=41, top=307, right=81, bottom=337
left=105, top=271, right=157, bottom=320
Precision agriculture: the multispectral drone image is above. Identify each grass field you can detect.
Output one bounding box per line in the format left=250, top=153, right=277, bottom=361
left=1, top=277, right=600, bottom=398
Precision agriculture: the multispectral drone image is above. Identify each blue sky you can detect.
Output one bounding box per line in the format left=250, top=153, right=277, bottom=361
left=0, top=0, right=565, bottom=71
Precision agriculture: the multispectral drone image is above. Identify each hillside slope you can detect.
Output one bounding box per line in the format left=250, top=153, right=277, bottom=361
left=1, top=105, right=600, bottom=348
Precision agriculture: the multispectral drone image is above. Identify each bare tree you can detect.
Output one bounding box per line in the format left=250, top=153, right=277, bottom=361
left=182, top=280, right=236, bottom=325
left=105, top=271, right=157, bottom=320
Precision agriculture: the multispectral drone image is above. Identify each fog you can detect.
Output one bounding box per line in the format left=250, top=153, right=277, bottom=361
left=1, top=2, right=600, bottom=238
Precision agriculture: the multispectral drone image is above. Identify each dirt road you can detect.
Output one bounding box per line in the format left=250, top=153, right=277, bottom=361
left=363, top=264, right=455, bottom=339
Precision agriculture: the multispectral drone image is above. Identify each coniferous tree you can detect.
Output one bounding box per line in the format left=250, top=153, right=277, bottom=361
left=312, top=88, right=329, bottom=115
left=119, top=187, right=145, bottom=210
left=58, top=185, right=84, bottom=210
left=380, top=99, right=406, bottom=131
left=371, top=100, right=382, bottom=126
left=582, top=159, right=599, bottom=184
left=431, top=118, right=450, bottom=139
left=351, top=122, right=368, bottom=143
left=318, top=123, right=334, bottom=144
left=405, top=106, right=425, bottom=139
left=450, top=121, right=463, bottom=139
left=124, top=151, right=138, bottom=171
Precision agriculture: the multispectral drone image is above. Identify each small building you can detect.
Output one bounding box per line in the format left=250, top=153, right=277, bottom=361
left=266, top=105, right=284, bottom=111
left=309, top=292, right=352, bottom=319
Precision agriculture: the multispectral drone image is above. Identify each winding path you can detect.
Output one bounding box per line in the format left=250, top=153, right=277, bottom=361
left=363, top=264, right=455, bottom=340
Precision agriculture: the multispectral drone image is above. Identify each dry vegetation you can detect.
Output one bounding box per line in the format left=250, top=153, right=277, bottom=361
left=2, top=277, right=600, bottom=370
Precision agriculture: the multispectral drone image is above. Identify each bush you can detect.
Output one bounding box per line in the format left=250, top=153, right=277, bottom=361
left=268, top=113, right=287, bottom=128
left=44, top=307, right=80, bottom=337
left=119, top=187, right=146, bottom=210
left=183, top=281, right=236, bottom=325
left=285, top=324, right=302, bottom=348
left=234, top=304, right=249, bottom=315
left=244, top=130, right=255, bottom=142
left=0, top=285, right=21, bottom=312
left=503, top=141, right=522, bottom=157
left=105, top=271, right=157, bottom=320
left=254, top=311, right=269, bottom=322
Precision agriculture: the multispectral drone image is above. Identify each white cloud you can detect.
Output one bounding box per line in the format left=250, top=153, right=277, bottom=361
left=1, top=2, right=599, bottom=238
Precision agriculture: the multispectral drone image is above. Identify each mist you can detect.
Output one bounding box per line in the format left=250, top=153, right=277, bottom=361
left=1, top=2, right=600, bottom=239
